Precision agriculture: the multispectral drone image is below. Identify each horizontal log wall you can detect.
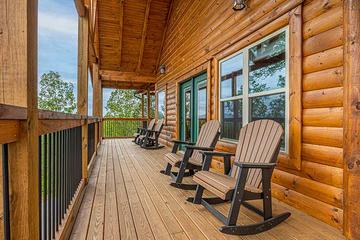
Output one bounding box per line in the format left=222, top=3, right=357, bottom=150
left=156, top=0, right=345, bottom=231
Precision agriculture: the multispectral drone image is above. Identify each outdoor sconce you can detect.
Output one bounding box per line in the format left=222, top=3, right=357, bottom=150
left=159, top=64, right=166, bottom=74
left=233, top=0, right=247, bottom=11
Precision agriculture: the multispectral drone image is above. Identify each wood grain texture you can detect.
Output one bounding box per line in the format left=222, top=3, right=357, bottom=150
left=70, top=139, right=346, bottom=239
left=0, top=120, right=19, bottom=144
left=303, top=66, right=343, bottom=91
left=343, top=0, right=360, bottom=238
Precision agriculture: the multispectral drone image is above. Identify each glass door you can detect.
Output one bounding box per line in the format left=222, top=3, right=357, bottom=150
left=179, top=73, right=207, bottom=143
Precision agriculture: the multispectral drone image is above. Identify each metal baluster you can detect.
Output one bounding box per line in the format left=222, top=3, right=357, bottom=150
left=56, top=131, right=60, bottom=231
left=52, top=132, right=56, bottom=239
left=2, top=144, right=10, bottom=240
left=61, top=130, right=65, bottom=220
left=43, top=135, right=48, bottom=240
left=38, top=136, right=42, bottom=240
left=47, top=133, right=51, bottom=240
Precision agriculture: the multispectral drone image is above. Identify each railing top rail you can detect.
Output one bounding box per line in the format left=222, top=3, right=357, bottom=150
left=0, top=104, right=101, bottom=121
left=103, top=117, right=149, bottom=121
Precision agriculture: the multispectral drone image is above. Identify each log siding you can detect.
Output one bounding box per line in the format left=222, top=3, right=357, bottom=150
left=156, top=0, right=346, bottom=230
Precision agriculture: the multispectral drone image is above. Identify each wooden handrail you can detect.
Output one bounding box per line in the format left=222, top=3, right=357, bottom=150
left=103, top=117, right=148, bottom=121
left=0, top=104, right=101, bottom=121
left=0, top=104, right=102, bottom=142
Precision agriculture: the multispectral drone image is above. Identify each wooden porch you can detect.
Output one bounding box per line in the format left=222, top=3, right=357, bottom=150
left=70, top=139, right=344, bottom=240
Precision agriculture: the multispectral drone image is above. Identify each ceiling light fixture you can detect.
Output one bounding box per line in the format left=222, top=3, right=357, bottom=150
left=159, top=64, right=166, bottom=74
left=233, top=0, right=247, bottom=11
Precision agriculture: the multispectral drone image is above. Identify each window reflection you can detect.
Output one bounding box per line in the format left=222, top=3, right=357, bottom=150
left=185, top=90, right=191, bottom=142
left=220, top=53, right=243, bottom=99
left=221, top=100, right=242, bottom=140
left=198, top=87, right=207, bottom=131
left=249, top=32, right=286, bottom=93
left=249, top=93, right=285, bottom=149
left=157, top=91, right=165, bottom=119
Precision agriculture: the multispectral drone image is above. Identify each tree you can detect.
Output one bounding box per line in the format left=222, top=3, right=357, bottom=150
left=38, top=71, right=76, bottom=113
left=105, top=89, right=142, bottom=117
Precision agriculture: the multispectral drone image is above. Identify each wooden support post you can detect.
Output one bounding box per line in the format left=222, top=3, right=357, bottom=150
left=343, top=1, right=360, bottom=239
left=77, top=12, right=89, bottom=182
left=0, top=0, right=40, bottom=238
left=141, top=94, right=145, bottom=118
left=92, top=63, right=101, bottom=148
left=147, top=89, right=151, bottom=122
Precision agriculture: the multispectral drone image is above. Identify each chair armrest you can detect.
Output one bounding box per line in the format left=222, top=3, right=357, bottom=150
left=171, top=140, right=194, bottom=153
left=234, top=162, right=276, bottom=169
left=172, top=140, right=195, bottom=145
left=200, top=151, right=234, bottom=174
left=184, top=145, right=215, bottom=151
left=200, top=151, right=235, bottom=157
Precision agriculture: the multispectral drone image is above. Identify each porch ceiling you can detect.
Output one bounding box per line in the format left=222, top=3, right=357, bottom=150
left=97, top=0, right=172, bottom=90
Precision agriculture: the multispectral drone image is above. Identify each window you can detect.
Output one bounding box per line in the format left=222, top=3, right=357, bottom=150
left=157, top=90, right=166, bottom=119
left=219, top=27, right=289, bottom=151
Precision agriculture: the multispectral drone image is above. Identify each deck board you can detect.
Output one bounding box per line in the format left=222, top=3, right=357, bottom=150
left=70, top=139, right=345, bottom=240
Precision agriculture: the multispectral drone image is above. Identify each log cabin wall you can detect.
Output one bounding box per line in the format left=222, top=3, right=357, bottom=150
left=155, top=0, right=345, bottom=230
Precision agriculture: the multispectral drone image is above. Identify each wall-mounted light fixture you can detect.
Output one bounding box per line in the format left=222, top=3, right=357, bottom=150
left=159, top=64, right=166, bottom=74
left=233, top=0, right=247, bottom=11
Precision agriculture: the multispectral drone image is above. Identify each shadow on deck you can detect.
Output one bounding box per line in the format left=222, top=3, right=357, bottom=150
left=70, top=139, right=344, bottom=240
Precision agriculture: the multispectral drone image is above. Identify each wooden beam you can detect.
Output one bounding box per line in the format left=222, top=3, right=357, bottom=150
left=93, top=63, right=102, bottom=117
left=100, top=70, right=156, bottom=83
left=77, top=14, right=89, bottom=115
left=77, top=13, right=89, bottom=184
left=101, top=80, right=155, bottom=91
left=0, top=121, right=19, bottom=144
left=118, top=0, right=124, bottom=66
left=147, top=89, right=151, bottom=119
left=1, top=0, right=41, bottom=238
left=137, top=0, right=152, bottom=72
left=343, top=0, right=360, bottom=239
left=74, top=0, right=86, bottom=17
left=141, top=94, right=145, bottom=118
left=155, top=0, right=174, bottom=74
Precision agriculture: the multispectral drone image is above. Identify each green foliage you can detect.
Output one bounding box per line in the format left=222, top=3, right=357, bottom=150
left=38, top=71, right=76, bottom=113
left=105, top=89, right=142, bottom=118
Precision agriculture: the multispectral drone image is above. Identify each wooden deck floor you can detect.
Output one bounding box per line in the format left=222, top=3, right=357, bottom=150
left=70, top=139, right=345, bottom=240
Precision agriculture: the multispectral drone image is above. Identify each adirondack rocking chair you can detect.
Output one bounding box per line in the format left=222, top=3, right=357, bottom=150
left=140, top=118, right=165, bottom=149
left=160, top=120, right=221, bottom=190
left=133, top=118, right=156, bottom=145
left=187, top=119, right=291, bottom=235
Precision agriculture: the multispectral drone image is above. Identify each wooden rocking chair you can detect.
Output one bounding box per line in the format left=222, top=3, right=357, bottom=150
left=140, top=118, right=165, bottom=149
left=187, top=119, right=290, bottom=235
left=160, top=120, right=221, bottom=190
left=134, top=118, right=155, bottom=145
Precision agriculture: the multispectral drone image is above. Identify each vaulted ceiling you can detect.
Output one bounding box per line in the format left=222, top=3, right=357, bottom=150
left=95, top=0, right=172, bottom=90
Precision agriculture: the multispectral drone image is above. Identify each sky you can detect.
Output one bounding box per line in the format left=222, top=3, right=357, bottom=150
left=38, top=0, right=112, bottom=115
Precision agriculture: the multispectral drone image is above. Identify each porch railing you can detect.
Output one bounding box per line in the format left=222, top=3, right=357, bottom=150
left=39, top=127, right=82, bottom=240
left=103, top=118, right=148, bottom=138
left=87, top=122, right=96, bottom=165
left=0, top=104, right=101, bottom=240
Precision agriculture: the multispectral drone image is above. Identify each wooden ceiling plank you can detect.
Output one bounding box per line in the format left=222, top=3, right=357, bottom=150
left=155, top=0, right=174, bottom=74
left=119, top=0, right=124, bottom=66
left=137, top=0, right=152, bottom=72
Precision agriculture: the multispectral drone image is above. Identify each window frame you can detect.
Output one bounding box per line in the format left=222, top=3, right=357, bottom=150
left=218, top=26, right=290, bottom=153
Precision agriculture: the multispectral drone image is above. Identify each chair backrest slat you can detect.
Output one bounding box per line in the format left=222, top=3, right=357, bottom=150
left=147, top=119, right=156, bottom=130
left=154, top=119, right=164, bottom=132
left=231, top=120, right=283, bottom=190
left=191, top=120, right=221, bottom=162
